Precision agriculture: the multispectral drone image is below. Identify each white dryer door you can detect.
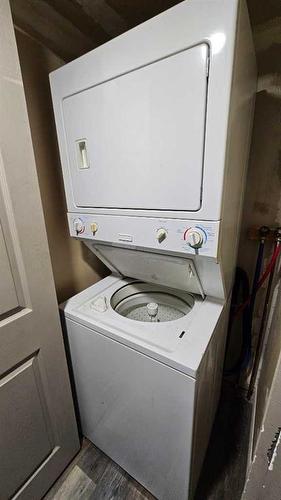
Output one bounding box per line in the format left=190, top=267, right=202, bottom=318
left=63, top=44, right=208, bottom=212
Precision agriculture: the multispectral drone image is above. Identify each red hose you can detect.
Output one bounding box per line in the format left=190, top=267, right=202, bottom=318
left=234, top=242, right=281, bottom=318
left=257, top=243, right=281, bottom=288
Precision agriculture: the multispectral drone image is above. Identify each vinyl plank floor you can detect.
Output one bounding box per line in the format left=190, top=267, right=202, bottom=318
left=44, top=440, right=155, bottom=500
left=45, top=383, right=252, bottom=500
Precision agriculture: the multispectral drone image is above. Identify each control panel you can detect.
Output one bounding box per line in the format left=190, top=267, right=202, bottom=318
left=68, top=213, right=220, bottom=258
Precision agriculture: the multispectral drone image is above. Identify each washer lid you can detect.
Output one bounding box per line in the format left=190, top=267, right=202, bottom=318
left=92, top=244, right=204, bottom=297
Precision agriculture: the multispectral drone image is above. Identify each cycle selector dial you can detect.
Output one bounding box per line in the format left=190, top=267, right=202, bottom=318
left=185, top=229, right=204, bottom=249
left=73, top=218, right=85, bottom=234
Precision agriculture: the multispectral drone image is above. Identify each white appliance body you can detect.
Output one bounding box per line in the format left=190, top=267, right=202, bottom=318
left=50, top=0, right=256, bottom=299
left=50, top=0, right=256, bottom=498
left=61, top=276, right=228, bottom=499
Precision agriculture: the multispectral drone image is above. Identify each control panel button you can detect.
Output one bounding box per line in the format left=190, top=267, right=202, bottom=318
left=73, top=218, right=84, bottom=235
left=185, top=229, right=204, bottom=248
left=90, top=222, right=98, bottom=234
left=156, top=228, right=167, bottom=243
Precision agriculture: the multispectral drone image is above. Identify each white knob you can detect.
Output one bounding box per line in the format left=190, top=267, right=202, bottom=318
left=156, top=228, right=167, bottom=243
left=90, top=222, right=98, bottom=234
left=186, top=229, right=204, bottom=248
left=147, top=302, right=158, bottom=317
left=73, top=218, right=84, bottom=234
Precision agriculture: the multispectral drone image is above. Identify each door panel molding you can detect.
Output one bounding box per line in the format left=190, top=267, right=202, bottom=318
left=0, top=219, right=19, bottom=315
left=0, top=1, right=80, bottom=497
left=0, top=355, right=54, bottom=498
left=0, top=152, right=28, bottom=309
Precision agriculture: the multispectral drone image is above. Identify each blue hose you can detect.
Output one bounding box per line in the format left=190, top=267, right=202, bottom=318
left=225, top=227, right=269, bottom=376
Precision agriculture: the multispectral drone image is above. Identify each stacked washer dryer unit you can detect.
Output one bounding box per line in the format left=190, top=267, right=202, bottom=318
left=50, top=0, right=256, bottom=498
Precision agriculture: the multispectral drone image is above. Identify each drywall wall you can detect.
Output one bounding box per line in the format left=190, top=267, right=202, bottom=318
left=237, top=1, right=281, bottom=455
left=14, top=29, right=107, bottom=303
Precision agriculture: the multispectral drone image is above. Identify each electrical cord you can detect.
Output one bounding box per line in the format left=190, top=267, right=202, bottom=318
left=224, top=267, right=250, bottom=376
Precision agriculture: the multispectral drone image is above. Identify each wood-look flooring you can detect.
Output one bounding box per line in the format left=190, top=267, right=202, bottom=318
left=44, top=439, right=155, bottom=500
left=45, top=383, right=252, bottom=500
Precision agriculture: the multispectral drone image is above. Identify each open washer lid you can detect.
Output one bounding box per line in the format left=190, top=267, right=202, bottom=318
left=87, top=244, right=204, bottom=297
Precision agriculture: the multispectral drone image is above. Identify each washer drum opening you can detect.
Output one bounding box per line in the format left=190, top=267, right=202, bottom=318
left=111, top=282, right=194, bottom=323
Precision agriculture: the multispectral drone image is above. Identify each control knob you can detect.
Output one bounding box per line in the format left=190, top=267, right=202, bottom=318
left=186, top=229, right=204, bottom=249
left=90, top=222, right=98, bottom=235
left=73, top=218, right=84, bottom=235
left=156, top=228, right=167, bottom=244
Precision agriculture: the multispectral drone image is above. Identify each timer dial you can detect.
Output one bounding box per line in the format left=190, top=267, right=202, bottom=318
left=185, top=229, right=204, bottom=249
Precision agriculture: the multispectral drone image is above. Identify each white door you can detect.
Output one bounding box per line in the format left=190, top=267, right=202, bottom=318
left=0, top=2, right=79, bottom=499
left=63, top=44, right=208, bottom=211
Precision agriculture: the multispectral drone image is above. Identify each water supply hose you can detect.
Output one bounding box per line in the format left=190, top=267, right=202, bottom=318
left=234, top=239, right=281, bottom=319
left=242, top=226, right=270, bottom=369
left=225, top=226, right=271, bottom=375
left=248, top=226, right=269, bottom=318
left=247, top=228, right=281, bottom=399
